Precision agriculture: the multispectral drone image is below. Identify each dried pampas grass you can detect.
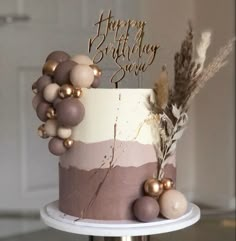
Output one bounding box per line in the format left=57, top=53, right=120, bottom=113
left=148, top=24, right=234, bottom=178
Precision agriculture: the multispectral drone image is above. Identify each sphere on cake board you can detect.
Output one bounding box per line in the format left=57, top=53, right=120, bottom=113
left=133, top=196, right=160, bottom=222
left=159, top=189, right=188, bottom=219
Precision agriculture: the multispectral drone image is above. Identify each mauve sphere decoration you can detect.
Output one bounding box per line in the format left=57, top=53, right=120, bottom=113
left=38, top=124, right=49, bottom=139
left=46, top=51, right=70, bottom=63
left=36, top=75, right=52, bottom=92
left=43, top=60, right=59, bottom=76
left=57, top=126, right=72, bottom=139
left=53, top=97, right=62, bottom=108
left=159, top=190, right=188, bottom=219
left=58, top=84, right=74, bottom=98
left=144, top=178, right=164, bottom=197
left=36, top=102, right=51, bottom=122
left=32, top=93, right=43, bottom=110
left=133, top=196, right=160, bottom=222
left=32, top=81, right=38, bottom=94
left=91, top=76, right=101, bottom=88
left=54, top=60, right=77, bottom=85
left=43, top=83, right=60, bottom=103
left=56, top=98, right=85, bottom=127
left=46, top=107, right=56, bottom=119
left=70, top=65, right=94, bottom=88
left=73, top=87, right=82, bottom=98
left=44, top=119, right=57, bottom=137
left=71, top=54, right=93, bottom=65
left=162, top=178, right=174, bottom=190
left=48, top=137, right=67, bottom=156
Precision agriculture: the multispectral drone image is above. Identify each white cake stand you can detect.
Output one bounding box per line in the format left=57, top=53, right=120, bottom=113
left=40, top=201, right=200, bottom=241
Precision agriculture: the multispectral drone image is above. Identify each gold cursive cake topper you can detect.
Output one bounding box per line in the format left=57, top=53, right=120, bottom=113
left=88, top=10, right=160, bottom=87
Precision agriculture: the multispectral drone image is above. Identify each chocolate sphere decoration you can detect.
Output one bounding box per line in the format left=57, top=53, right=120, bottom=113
left=36, top=102, right=51, bottom=122
left=162, top=178, right=174, bottom=190
left=32, top=81, right=38, bottom=94
left=44, top=119, right=57, bottom=137
left=159, top=190, right=188, bottom=219
left=42, top=60, right=59, bottom=76
left=70, top=65, right=94, bottom=88
left=133, top=196, right=160, bottom=222
left=71, top=54, right=93, bottom=65
left=63, top=138, right=74, bottom=149
left=46, top=107, right=56, bottom=119
left=43, top=83, right=60, bottom=102
left=73, top=87, right=82, bottom=98
left=46, top=51, right=70, bottom=63
left=38, top=124, right=49, bottom=139
left=58, top=84, right=74, bottom=98
left=56, top=98, right=85, bottom=127
left=36, top=75, right=52, bottom=92
left=144, top=178, right=164, bottom=197
left=54, top=60, right=77, bottom=85
left=48, top=137, right=67, bottom=156
left=32, top=93, right=43, bottom=110
left=57, top=127, right=72, bottom=139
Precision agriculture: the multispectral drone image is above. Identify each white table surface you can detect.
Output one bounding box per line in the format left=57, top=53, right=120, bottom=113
left=40, top=201, right=200, bottom=237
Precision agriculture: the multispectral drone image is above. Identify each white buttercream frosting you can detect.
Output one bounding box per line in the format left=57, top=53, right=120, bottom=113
left=72, top=88, right=155, bottom=144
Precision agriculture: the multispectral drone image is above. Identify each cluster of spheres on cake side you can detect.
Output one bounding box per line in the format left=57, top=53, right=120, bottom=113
left=133, top=177, right=188, bottom=222
left=32, top=51, right=102, bottom=156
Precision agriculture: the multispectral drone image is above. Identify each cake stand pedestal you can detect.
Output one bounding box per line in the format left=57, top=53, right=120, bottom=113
left=40, top=201, right=200, bottom=241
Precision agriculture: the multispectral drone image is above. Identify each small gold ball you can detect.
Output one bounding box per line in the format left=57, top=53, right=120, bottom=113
left=161, top=178, right=174, bottom=190
left=46, top=107, right=56, bottom=119
left=58, top=84, right=73, bottom=98
left=90, top=64, right=102, bottom=78
left=42, top=60, right=59, bottom=76
left=73, top=87, right=82, bottom=98
left=63, top=138, right=74, bottom=149
left=38, top=124, right=49, bottom=139
left=144, top=178, right=164, bottom=197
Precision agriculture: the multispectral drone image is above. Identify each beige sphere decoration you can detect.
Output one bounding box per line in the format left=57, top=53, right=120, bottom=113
left=44, top=119, right=58, bottom=137
left=159, top=189, right=188, bottom=219
left=71, top=55, right=93, bottom=65
left=57, top=126, right=72, bottom=139
left=43, top=83, right=60, bottom=103
left=70, top=65, right=94, bottom=88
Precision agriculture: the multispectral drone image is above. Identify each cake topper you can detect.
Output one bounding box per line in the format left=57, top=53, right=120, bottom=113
left=88, top=10, right=160, bottom=87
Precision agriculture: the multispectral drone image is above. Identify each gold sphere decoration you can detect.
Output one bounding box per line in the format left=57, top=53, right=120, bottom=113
left=46, top=107, right=56, bottom=119
left=42, top=60, right=59, bottom=76
left=73, top=87, right=82, bottom=98
left=38, top=124, right=49, bottom=139
left=58, top=84, right=73, bottom=98
left=161, top=178, right=174, bottom=190
left=144, top=178, right=164, bottom=197
left=90, top=64, right=102, bottom=78
left=63, top=138, right=74, bottom=149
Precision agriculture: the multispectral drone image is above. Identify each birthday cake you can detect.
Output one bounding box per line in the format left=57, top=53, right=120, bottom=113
left=31, top=11, right=233, bottom=222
